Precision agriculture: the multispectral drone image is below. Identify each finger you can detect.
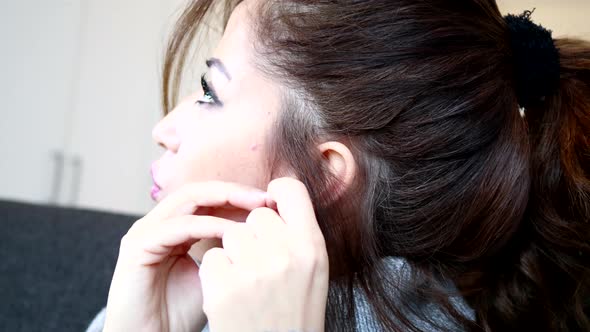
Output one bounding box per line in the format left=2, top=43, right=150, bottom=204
left=221, top=223, right=259, bottom=266
left=266, top=177, right=320, bottom=236
left=245, top=208, right=290, bottom=266
left=245, top=207, right=288, bottom=245
left=196, top=205, right=252, bottom=223
left=123, top=215, right=237, bottom=265
left=199, top=247, right=232, bottom=312
left=146, top=181, right=268, bottom=220
left=168, top=243, right=193, bottom=257
left=200, top=247, right=232, bottom=273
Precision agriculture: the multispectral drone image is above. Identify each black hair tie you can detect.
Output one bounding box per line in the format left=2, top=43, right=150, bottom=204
left=504, top=9, right=560, bottom=110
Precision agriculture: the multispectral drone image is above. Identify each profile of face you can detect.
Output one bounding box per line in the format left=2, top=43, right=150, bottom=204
left=151, top=0, right=281, bottom=203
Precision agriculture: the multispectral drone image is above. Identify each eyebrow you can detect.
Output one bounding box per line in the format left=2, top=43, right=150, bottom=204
left=205, top=57, right=231, bottom=80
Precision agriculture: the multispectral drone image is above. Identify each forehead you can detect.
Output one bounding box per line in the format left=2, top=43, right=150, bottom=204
left=212, top=1, right=258, bottom=70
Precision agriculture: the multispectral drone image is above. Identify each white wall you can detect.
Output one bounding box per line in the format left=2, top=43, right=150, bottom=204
left=497, top=0, right=590, bottom=39
left=0, top=0, right=221, bottom=215
left=0, top=1, right=81, bottom=204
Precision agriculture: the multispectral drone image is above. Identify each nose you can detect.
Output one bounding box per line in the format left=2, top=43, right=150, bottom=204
left=152, top=112, right=181, bottom=152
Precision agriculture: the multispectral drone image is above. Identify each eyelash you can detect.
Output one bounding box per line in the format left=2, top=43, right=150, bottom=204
left=195, top=73, right=222, bottom=107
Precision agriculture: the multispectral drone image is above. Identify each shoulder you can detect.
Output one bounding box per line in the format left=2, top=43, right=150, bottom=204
left=85, top=307, right=211, bottom=332
left=353, top=257, right=475, bottom=331
left=85, top=307, right=106, bottom=332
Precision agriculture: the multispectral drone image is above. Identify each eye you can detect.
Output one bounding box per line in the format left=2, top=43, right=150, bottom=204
left=196, top=73, right=222, bottom=107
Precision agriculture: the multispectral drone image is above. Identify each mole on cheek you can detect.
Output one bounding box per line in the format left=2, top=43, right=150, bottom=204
left=250, top=143, right=259, bottom=151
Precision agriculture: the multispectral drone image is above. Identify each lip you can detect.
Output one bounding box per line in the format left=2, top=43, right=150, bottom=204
left=150, top=163, right=161, bottom=187
left=150, top=184, right=161, bottom=201
left=150, top=162, right=163, bottom=201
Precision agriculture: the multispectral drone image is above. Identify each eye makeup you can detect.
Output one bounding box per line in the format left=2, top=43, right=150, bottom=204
left=195, top=72, right=223, bottom=107
left=205, top=57, right=231, bottom=80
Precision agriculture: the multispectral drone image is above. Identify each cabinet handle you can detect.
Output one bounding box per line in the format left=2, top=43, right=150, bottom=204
left=49, top=150, right=65, bottom=205
left=69, top=155, right=83, bottom=205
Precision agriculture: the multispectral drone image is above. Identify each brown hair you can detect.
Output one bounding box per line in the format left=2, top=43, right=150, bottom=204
left=162, top=1, right=590, bottom=331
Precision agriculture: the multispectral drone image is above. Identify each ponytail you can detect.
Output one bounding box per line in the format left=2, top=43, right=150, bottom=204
left=475, top=30, right=590, bottom=331
left=522, top=36, right=590, bottom=330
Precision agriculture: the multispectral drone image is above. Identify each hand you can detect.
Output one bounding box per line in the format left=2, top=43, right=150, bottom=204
left=103, top=181, right=268, bottom=332
left=199, top=178, right=330, bottom=332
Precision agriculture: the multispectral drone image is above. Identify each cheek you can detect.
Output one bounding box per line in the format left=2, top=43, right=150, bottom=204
left=177, top=124, right=268, bottom=187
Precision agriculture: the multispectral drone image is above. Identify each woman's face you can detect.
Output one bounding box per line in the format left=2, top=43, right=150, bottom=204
left=151, top=0, right=281, bottom=202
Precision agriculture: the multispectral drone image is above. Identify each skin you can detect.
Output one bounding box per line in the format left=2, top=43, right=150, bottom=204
left=150, top=0, right=281, bottom=202
left=104, top=0, right=354, bottom=330
left=103, top=179, right=329, bottom=332
left=150, top=0, right=282, bottom=258
left=151, top=0, right=355, bottom=258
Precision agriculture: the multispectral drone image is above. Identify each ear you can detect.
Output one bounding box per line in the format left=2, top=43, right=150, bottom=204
left=317, top=141, right=356, bottom=199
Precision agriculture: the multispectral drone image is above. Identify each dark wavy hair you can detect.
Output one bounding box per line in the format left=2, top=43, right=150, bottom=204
left=161, top=0, right=590, bottom=331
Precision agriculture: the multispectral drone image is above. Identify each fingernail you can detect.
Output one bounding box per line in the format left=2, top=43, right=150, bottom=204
left=178, top=202, right=197, bottom=215
left=248, top=191, right=269, bottom=204
left=266, top=197, right=277, bottom=210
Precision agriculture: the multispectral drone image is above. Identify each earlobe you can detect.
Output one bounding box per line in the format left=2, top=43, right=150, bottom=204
left=317, top=141, right=356, bottom=199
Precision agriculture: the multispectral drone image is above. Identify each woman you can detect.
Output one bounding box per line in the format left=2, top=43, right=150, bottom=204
left=90, top=0, right=590, bottom=331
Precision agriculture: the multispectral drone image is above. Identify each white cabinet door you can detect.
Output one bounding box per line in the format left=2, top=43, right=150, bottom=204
left=64, top=0, right=166, bottom=215
left=0, top=0, right=82, bottom=205
left=0, top=0, right=222, bottom=215
left=66, top=0, right=214, bottom=215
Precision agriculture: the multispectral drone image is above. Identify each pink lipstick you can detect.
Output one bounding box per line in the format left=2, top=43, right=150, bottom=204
left=151, top=184, right=161, bottom=201
left=150, top=163, right=162, bottom=201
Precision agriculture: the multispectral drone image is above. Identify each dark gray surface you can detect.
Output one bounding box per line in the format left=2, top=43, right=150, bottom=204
left=0, top=199, right=139, bottom=332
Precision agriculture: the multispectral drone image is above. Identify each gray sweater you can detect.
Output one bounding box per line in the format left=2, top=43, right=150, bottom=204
left=86, top=257, right=474, bottom=331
